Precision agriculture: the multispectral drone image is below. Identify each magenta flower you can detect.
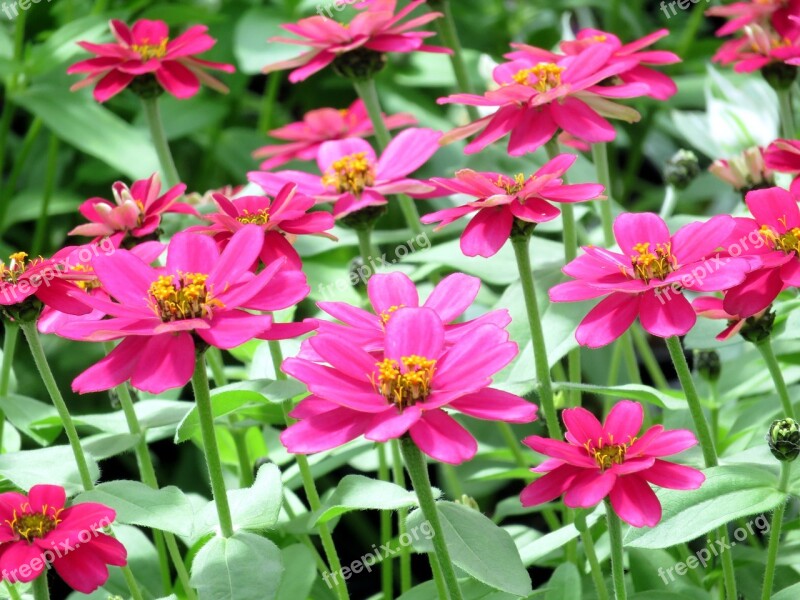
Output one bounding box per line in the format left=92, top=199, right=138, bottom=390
left=302, top=271, right=511, bottom=358
left=67, top=19, right=235, bottom=102
left=712, top=24, right=800, bottom=72
left=249, top=128, right=440, bottom=219
left=0, top=484, right=126, bottom=593
left=253, top=99, right=416, bottom=169
left=185, top=183, right=335, bottom=269
left=420, top=154, right=605, bottom=257
left=262, top=0, right=451, bottom=83
left=765, top=138, right=800, bottom=194
left=282, top=307, right=537, bottom=464
left=723, top=187, right=800, bottom=318
left=692, top=296, right=769, bottom=341
left=60, top=226, right=311, bottom=394
left=69, top=174, right=197, bottom=247
left=706, top=0, right=800, bottom=38
left=709, top=146, right=775, bottom=193
left=438, top=44, right=645, bottom=155
left=550, top=212, right=751, bottom=347
left=521, top=401, right=704, bottom=527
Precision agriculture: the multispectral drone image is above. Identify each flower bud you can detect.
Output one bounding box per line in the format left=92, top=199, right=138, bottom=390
left=768, top=418, right=800, bottom=462
left=454, top=494, right=479, bottom=511
left=332, top=48, right=387, bottom=81
left=664, top=150, right=700, bottom=190
left=694, top=350, right=721, bottom=383
left=762, top=62, right=798, bottom=91
left=739, top=308, right=775, bottom=344
left=128, top=73, right=165, bottom=99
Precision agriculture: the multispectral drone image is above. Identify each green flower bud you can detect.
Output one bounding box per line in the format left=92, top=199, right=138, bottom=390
left=509, top=217, right=537, bottom=241
left=339, top=205, right=388, bottom=231
left=740, top=308, right=775, bottom=344
left=694, top=350, right=721, bottom=383
left=454, top=494, right=479, bottom=511
left=128, top=74, right=165, bottom=99
left=762, top=62, right=798, bottom=91
left=768, top=418, right=800, bottom=462
left=332, top=48, right=387, bottom=81
left=2, top=297, right=43, bottom=324
left=664, top=150, right=700, bottom=190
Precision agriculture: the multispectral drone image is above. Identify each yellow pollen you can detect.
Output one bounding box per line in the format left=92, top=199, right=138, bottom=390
left=372, top=355, right=436, bottom=411
left=591, top=35, right=608, bottom=42
left=497, top=173, right=528, bottom=194
left=72, top=264, right=101, bottom=291
left=584, top=435, right=635, bottom=471
left=7, top=503, right=62, bottom=542
left=0, top=252, right=39, bottom=283
left=630, top=242, right=677, bottom=282
left=379, top=305, right=405, bottom=326
left=321, top=152, right=376, bottom=195
left=760, top=224, right=800, bottom=254
left=237, top=208, right=270, bottom=226
left=512, top=63, right=565, bottom=93
left=148, top=272, right=224, bottom=322
left=132, top=38, right=169, bottom=60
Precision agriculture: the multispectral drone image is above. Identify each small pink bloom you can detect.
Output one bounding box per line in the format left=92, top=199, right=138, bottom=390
left=253, top=99, right=416, bottom=169
left=69, top=174, right=197, bottom=247
left=67, top=19, right=235, bottom=102
left=420, top=154, right=605, bottom=257
left=710, top=146, right=775, bottom=192
left=706, top=0, right=800, bottom=39
left=0, top=484, right=126, bottom=593
left=185, top=184, right=245, bottom=207
left=765, top=138, right=800, bottom=194
left=722, top=187, right=800, bottom=317
left=61, top=226, right=312, bottom=394
left=282, top=307, right=537, bottom=465
left=711, top=23, right=800, bottom=71
left=550, top=212, right=752, bottom=347
left=185, top=183, right=336, bottom=269
left=521, top=400, right=704, bottom=527
left=692, top=296, right=773, bottom=341
left=263, top=0, right=451, bottom=83
left=249, top=128, right=440, bottom=219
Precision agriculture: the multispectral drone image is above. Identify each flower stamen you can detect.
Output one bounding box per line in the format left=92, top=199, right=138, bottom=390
left=148, top=272, right=224, bottom=322
left=760, top=224, right=800, bottom=254
left=132, top=38, right=169, bottom=61
left=630, top=242, right=677, bottom=282
left=321, top=152, right=376, bottom=196
left=7, top=503, right=62, bottom=542
left=237, top=209, right=270, bottom=226
left=512, top=63, right=565, bottom=93
left=372, top=355, right=436, bottom=410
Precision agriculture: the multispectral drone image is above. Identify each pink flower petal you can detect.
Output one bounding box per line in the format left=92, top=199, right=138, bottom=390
left=449, top=388, right=537, bottom=423
left=576, top=292, right=640, bottom=348
left=520, top=464, right=584, bottom=506
left=609, top=475, right=662, bottom=527
left=368, top=272, right=420, bottom=315
left=408, top=409, right=478, bottom=464
left=639, top=289, right=695, bottom=338
left=563, top=468, right=617, bottom=508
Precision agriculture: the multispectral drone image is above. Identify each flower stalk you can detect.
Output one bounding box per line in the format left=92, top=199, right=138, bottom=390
left=762, top=461, right=791, bottom=600
left=605, top=501, right=627, bottom=600
left=142, top=97, right=181, bottom=188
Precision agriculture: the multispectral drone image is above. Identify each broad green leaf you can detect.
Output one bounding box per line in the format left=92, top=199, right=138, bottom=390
left=234, top=7, right=298, bottom=74
left=275, top=545, right=316, bottom=600
left=82, top=433, right=141, bottom=460
left=0, top=446, right=100, bottom=495
left=75, top=480, right=194, bottom=537
left=43, top=400, right=193, bottom=435
left=624, top=465, right=786, bottom=549
left=315, top=475, right=424, bottom=524
left=407, top=502, right=531, bottom=597
left=190, top=532, right=284, bottom=600
left=27, top=16, right=109, bottom=75
left=554, top=383, right=686, bottom=410
left=544, top=563, right=582, bottom=600
left=773, top=583, right=800, bottom=600
left=396, top=578, right=522, bottom=600
left=518, top=506, right=604, bottom=566
left=0, top=393, right=59, bottom=445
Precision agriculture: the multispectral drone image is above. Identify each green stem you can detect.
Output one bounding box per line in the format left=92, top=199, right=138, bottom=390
left=0, top=117, right=43, bottom=231
left=605, top=501, right=627, bottom=600
left=31, top=134, right=59, bottom=256
left=31, top=574, right=49, bottom=600
left=356, top=227, right=380, bottom=269
left=428, top=554, right=448, bottom=600
left=0, top=103, right=16, bottom=215
left=0, top=323, right=19, bottom=452
left=761, top=462, right=791, bottom=600
left=390, top=440, right=412, bottom=593
left=591, top=143, right=615, bottom=247
left=377, top=444, right=394, bottom=599
left=665, top=336, right=717, bottom=467
left=433, top=0, right=480, bottom=122
left=658, top=185, right=678, bottom=220
left=21, top=322, right=94, bottom=490
left=510, top=235, right=561, bottom=439
left=5, top=582, right=22, bottom=600
left=141, top=97, right=181, bottom=188
left=756, top=340, right=795, bottom=419
left=582, top=525, right=610, bottom=600
left=621, top=333, right=642, bottom=385
left=191, top=353, right=234, bottom=538
left=632, top=328, right=669, bottom=390
left=710, top=380, right=720, bottom=444
left=718, top=526, right=737, bottom=600
left=258, top=74, right=282, bottom=133
left=399, top=437, right=463, bottom=600
left=351, top=78, right=423, bottom=236
left=777, top=88, right=796, bottom=140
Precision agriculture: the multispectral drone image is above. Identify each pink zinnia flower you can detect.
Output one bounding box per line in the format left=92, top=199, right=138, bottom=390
left=420, top=154, right=605, bottom=257
left=521, top=400, right=704, bottom=527
left=712, top=24, right=800, bottom=71
left=263, top=0, right=451, bottom=83
left=709, top=146, right=775, bottom=193
left=692, top=296, right=771, bottom=341
left=550, top=212, right=752, bottom=347
left=67, top=19, right=235, bottom=102
left=302, top=271, right=511, bottom=358
left=253, top=99, right=416, bottom=169
left=706, top=0, right=800, bottom=38
left=723, top=187, right=800, bottom=318
left=185, top=183, right=335, bottom=269
left=765, top=138, right=800, bottom=194
left=69, top=174, right=197, bottom=247
left=249, top=128, right=440, bottom=219
left=438, top=44, right=645, bottom=155
left=282, top=307, right=537, bottom=464
left=60, top=226, right=311, bottom=394
left=0, top=484, right=126, bottom=593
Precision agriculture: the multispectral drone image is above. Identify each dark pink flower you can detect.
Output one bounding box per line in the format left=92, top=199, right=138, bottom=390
left=521, top=400, right=704, bottom=527
left=69, top=174, right=197, bottom=246
left=550, top=212, right=752, bottom=347
left=185, top=183, right=335, bottom=270
left=282, top=307, right=537, bottom=464
left=420, top=154, right=605, bottom=257
left=0, top=484, right=126, bottom=593
left=253, top=99, right=416, bottom=169
left=710, top=146, right=775, bottom=192
left=692, top=296, right=770, bottom=341
left=711, top=24, right=800, bottom=71
left=706, top=0, right=800, bottom=39
left=765, top=138, right=800, bottom=194
left=263, top=0, right=451, bottom=83
left=249, top=128, right=440, bottom=219
left=723, top=187, right=800, bottom=317
left=60, top=227, right=311, bottom=394
left=67, top=19, right=235, bottom=102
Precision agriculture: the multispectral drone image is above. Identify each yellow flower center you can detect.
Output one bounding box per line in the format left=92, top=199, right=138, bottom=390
left=760, top=224, right=800, bottom=254
left=379, top=304, right=405, bottom=326
left=148, top=272, right=224, bottom=322
left=72, top=264, right=101, bottom=291
left=584, top=435, right=635, bottom=471
left=630, top=242, right=677, bottom=282
left=0, top=252, right=34, bottom=283
left=372, top=355, right=436, bottom=410
left=8, top=505, right=62, bottom=542
left=512, top=63, right=565, bottom=93
left=237, top=209, right=270, bottom=226
left=497, top=173, right=528, bottom=194
left=132, top=38, right=168, bottom=61
left=321, top=152, right=376, bottom=195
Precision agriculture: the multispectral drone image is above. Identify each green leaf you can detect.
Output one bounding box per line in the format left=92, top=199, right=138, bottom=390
left=234, top=7, right=298, bottom=75
left=275, top=545, right=317, bottom=600
left=553, top=382, right=686, bottom=410
left=27, top=16, right=109, bottom=75
left=0, top=446, right=100, bottom=495
left=773, top=583, right=800, bottom=600
left=624, top=465, right=787, bottom=549
left=315, top=475, right=423, bottom=524
left=407, top=502, right=531, bottom=597
left=0, top=393, right=59, bottom=445
left=544, top=563, right=582, bottom=600
left=190, top=531, right=284, bottom=600
left=518, top=506, right=604, bottom=566
left=74, top=480, right=194, bottom=537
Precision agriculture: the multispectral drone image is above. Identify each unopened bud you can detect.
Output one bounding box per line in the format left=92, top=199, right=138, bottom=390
left=740, top=308, right=775, bottom=344
left=762, top=62, right=798, bottom=91
left=664, top=150, right=700, bottom=190
left=768, top=418, right=800, bottom=462
left=332, top=48, right=387, bottom=81
left=694, top=350, right=721, bottom=383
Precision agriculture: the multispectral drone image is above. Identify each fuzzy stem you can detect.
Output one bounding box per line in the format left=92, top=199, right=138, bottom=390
left=377, top=444, right=394, bottom=599
left=757, top=340, right=795, bottom=419
left=777, top=88, right=796, bottom=140
left=761, top=462, right=791, bottom=600
left=0, top=323, right=19, bottom=452
left=582, top=525, right=610, bottom=600
left=390, top=440, right=412, bottom=593
left=141, top=97, right=181, bottom=188
left=605, top=501, right=627, bottom=600
left=31, top=574, right=49, bottom=600
left=433, top=0, right=480, bottom=122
